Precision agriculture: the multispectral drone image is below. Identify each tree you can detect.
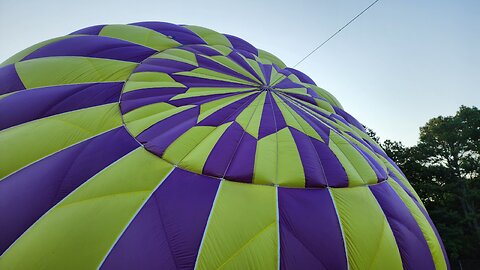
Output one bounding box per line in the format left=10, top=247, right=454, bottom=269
left=372, top=106, right=480, bottom=268
left=415, top=106, right=480, bottom=264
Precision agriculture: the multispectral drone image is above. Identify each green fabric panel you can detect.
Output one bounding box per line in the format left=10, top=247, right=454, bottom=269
left=245, top=58, right=266, bottom=84
left=128, top=72, right=176, bottom=83
left=179, top=122, right=232, bottom=174
left=0, top=35, right=76, bottom=67
left=293, top=100, right=346, bottom=134
left=162, top=126, right=216, bottom=164
left=122, top=102, right=176, bottom=123
left=152, top=48, right=198, bottom=66
left=122, top=71, right=185, bottom=93
left=331, top=186, right=403, bottom=270
left=236, top=92, right=266, bottom=139
left=0, top=103, right=122, bottom=179
left=315, top=98, right=336, bottom=113
left=99, top=24, right=181, bottom=51
left=329, top=132, right=378, bottom=187
left=307, top=84, right=343, bottom=109
left=286, top=74, right=302, bottom=84
left=171, top=87, right=256, bottom=101
left=196, top=181, right=278, bottom=270
left=210, top=45, right=233, bottom=56
left=276, top=128, right=305, bottom=187
left=277, top=87, right=308, bottom=95
left=257, top=49, right=287, bottom=69
left=15, top=57, right=137, bottom=89
left=268, top=66, right=283, bottom=86
left=382, top=159, right=424, bottom=206
left=253, top=132, right=277, bottom=185
left=125, top=105, right=195, bottom=137
left=175, top=68, right=257, bottom=86
left=183, top=25, right=232, bottom=47
left=342, top=132, right=387, bottom=174
left=198, top=92, right=255, bottom=123
left=272, top=94, right=323, bottom=141
left=388, top=180, right=448, bottom=270
left=0, top=148, right=173, bottom=270
left=123, top=81, right=185, bottom=93
left=210, top=55, right=262, bottom=84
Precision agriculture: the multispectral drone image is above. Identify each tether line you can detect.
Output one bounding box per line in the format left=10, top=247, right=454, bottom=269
left=270, top=0, right=381, bottom=86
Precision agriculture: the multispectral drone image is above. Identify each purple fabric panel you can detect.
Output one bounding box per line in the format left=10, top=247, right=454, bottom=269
left=262, top=64, right=272, bottom=85
left=223, top=34, right=258, bottom=55
left=307, top=88, right=321, bottom=99
left=101, top=168, right=220, bottom=270
left=197, top=94, right=255, bottom=126
left=289, top=127, right=327, bottom=187
left=348, top=141, right=387, bottom=182
left=270, top=93, right=287, bottom=130
left=224, top=94, right=258, bottom=123
left=138, top=107, right=200, bottom=157
left=256, top=61, right=268, bottom=83
left=182, top=45, right=222, bottom=56
left=203, top=122, right=245, bottom=178
left=284, top=67, right=316, bottom=85
left=167, top=92, right=239, bottom=107
left=120, top=87, right=187, bottom=114
left=296, top=99, right=331, bottom=119
left=334, top=107, right=364, bottom=130
left=297, top=108, right=333, bottom=142
left=120, top=87, right=187, bottom=101
left=390, top=168, right=450, bottom=268
left=285, top=93, right=317, bottom=106
left=271, top=76, right=288, bottom=87
left=345, top=131, right=374, bottom=151
left=224, top=132, right=256, bottom=183
left=0, top=127, right=138, bottom=254
left=370, top=182, right=436, bottom=270
left=171, top=74, right=250, bottom=88
left=196, top=55, right=257, bottom=83
left=69, top=24, right=105, bottom=35
left=240, top=50, right=257, bottom=60
left=227, top=51, right=264, bottom=83
left=22, top=36, right=155, bottom=63
left=0, top=82, right=123, bottom=130
left=387, top=156, right=408, bottom=179
left=280, top=96, right=331, bottom=143
left=275, top=79, right=304, bottom=90
left=274, top=66, right=291, bottom=80
left=101, top=196, right=177, bottom=270
left=130, top=22, right=206, bottom=45
left=0, top=64, right=26, bottom=95
left=311, top=139, right=349, bottom=187
left=388, top=170, right=420, bottom=203
left=366, top=139, right=390, bottom=160
left=388, top=165, right=448, bottom=266
left=258, top=92, right=277, bottom=139
left=331, top=114, right=351, bottom=127
left=413, top=200, right=451, bottom=269
left=121, top=94, right=177, bottom=114
left=278, top=187, right=347, bottom=270
left=135, top=58, right=196, bottom=73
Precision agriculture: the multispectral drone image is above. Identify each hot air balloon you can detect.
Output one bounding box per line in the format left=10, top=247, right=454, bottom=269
left=0, top=22, right=449, bottom=270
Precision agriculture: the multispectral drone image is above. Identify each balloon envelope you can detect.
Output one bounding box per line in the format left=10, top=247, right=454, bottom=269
left=0, top=22, right=449, bottom=270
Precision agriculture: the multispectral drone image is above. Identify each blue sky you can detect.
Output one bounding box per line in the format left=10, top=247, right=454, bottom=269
left=1, top=0, right=478, bottom=145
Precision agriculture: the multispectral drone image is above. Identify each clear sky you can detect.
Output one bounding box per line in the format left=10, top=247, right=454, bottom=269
left=1, top=0, right=478, bottom=146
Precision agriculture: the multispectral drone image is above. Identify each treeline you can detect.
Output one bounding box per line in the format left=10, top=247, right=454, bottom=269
left=370, top=106, right=479, bottom=270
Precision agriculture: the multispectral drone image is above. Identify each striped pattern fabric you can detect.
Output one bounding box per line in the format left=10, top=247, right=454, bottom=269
left=0, top=22, right=449, bottom=269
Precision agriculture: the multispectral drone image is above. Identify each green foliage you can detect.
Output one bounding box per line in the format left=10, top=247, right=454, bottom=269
left=372, top=106, right=480, bottom=268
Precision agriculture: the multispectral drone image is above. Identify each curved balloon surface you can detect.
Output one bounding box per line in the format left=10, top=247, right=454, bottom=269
left=0, top=22, right=449, bottom=270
